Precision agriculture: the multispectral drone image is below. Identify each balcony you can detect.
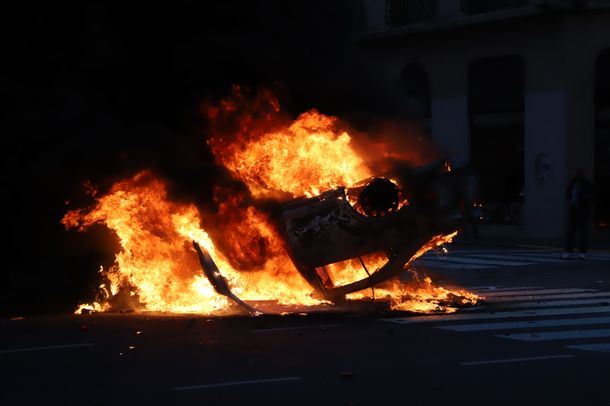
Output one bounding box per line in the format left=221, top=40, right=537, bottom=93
left=460, top=0, right=529, bottom=15
left=385, top=0, right=436, bottom=26
left=360, top=0, right=610, bottom=40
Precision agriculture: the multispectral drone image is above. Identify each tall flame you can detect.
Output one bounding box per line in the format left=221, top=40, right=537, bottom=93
left=209, top=109, right=371, bottom=198
left=63, top=171, right=324, bottom=314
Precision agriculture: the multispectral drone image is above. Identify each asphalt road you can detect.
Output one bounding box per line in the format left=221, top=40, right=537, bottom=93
left=2, top=245, right=610, bottom=406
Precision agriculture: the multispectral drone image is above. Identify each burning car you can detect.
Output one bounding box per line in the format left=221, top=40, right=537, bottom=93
left=63, top=87, right=480, bottom=315
left=194, top=159, right=474, bottom=313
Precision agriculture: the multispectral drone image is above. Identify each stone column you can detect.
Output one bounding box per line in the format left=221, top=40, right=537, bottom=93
left=523, top=89, right=568, bottom=242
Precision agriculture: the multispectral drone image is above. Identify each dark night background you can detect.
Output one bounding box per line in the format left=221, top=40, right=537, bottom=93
left=4, top=5, right=610, bottom=404
left=3, top=1, right=405, bottom=316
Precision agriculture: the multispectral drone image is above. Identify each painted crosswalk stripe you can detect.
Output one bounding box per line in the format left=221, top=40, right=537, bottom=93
left=481, top=288, right=596, bottom=298
left=469, top=286, right=540, bottom=293
left=510, top=251, right=566, bottom=257
left=518, top=253, right=610, bottom=261
left=512, top=252, right=610, bottom=261
left=438, top=316, right=610, bottom=332
left=471, top=298, right=610, bottom=310
left=498, top=328, right=610, bottom=342
left=504, top=252, right=568, bottom=261
left=413, top=260, right=490, bottom=270
left=583, top=254, right=610, bottom=260
left=419, top=256, right=532, bottom=267
left=467, top=286, right=501, bottom=290
left=470, top=254, right=563, bottom=263
left=441, top=250, right=539, bottom=255
left=515, top=252, right=565, bottom=263
left=415, top=251, right=610, bottom=268
left=565, top=343, right=610, bottom=353
left=488, top=291, right=610, bottom=303
left=383, top=305, right=610, bottom=324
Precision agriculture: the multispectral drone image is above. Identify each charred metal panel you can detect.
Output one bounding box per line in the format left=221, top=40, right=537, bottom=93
left=278, top=160, right=467, bottom=301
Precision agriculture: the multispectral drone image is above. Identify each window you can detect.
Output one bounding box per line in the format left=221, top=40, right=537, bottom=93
left=468, top=55, right=525, bottom=224
left=401, top=63, right=431, bottom=119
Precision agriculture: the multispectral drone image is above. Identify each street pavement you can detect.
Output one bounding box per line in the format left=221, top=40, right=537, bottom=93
left=2, top=245, right=610, bottom=406
left=414, top=247, right=610, bottom=270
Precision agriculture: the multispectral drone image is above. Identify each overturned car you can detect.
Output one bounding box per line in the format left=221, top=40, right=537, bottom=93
left=195, top=159, right=474, bottom=313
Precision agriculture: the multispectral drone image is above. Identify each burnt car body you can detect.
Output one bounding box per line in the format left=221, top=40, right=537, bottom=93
left=195, top=159, right=472, bottom=313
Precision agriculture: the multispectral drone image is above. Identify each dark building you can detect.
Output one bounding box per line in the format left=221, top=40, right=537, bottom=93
left=355, top=0, right=610, bottom=244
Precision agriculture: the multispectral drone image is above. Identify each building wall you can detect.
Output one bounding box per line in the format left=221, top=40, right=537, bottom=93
left=356, top=4, right=610, bottom=244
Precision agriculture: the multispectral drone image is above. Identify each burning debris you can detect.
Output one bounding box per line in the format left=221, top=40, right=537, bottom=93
left=63, top=86, right=482, bottom=315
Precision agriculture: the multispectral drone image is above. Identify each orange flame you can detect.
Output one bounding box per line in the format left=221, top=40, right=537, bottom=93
left=330, top=231, right=480, bottom=312
left=64, top=171, right=325, bottom=314
left=389, top=276, right=481, bottom=313
left=209, top=109, right=371, bottom=198
left=390, top=231, right=480, bottom=313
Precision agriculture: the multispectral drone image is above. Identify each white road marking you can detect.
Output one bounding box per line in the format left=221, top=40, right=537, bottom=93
left=468, top=298, right=610, bottom=310
left=509, top=251, right=561, bottom=256
left=460, top=354, right=574, bottom=366
left=471, top=254, right=563, bottom=263
left=438, top=316, right=610, bottom=332
left=251, top=324, right=341, bottom=333
left=489, top=292, right=610, bottom=303
left=382, top=305, right=610, bottom=324
left=422, top=250, right=593, bottom=264
left=505, top=253, right=569, bottom=262
left=479, top=251, right=610, bottom=260
left=482, top=288, right=596, bottom=298
left=498, top=328, right=610, bottom=342
left=413, top=260, right=490, bottom=270
left=583, top=254, right=610, bottom=260
left=439, top=250, right=541, bottom=255
left=469, top=286, right=540, bottom=292
left=565, top=343, right=610, bottom=353
left=419, top=256, right=532, bottom=267
left=0, top=343, right=94, bottom=355
left=172, top=377, right=301, bottom=391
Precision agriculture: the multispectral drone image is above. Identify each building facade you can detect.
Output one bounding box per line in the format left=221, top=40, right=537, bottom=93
left=356, top=0, right=610, bottom=245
